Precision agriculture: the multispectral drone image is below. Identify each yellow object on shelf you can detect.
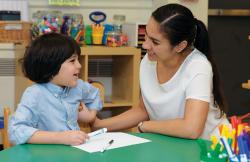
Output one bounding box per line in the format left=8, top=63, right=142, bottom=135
left=242, top=80, right=250, bottom=89
left=92, top=24, right=104, bottom=45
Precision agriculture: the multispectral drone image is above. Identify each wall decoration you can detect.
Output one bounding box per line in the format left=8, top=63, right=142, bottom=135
left=48, top=0, right=80, bottom=6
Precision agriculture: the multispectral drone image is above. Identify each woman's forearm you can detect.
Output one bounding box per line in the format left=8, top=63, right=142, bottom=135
left=93, top=99, right=149, bottom=131
left=142, top=119, right=203, bottom=139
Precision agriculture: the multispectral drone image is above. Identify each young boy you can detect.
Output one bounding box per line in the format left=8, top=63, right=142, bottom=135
left=9, top=33, right=102, bottom=146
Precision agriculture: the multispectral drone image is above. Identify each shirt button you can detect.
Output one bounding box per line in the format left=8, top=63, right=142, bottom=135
left=54, top=94, right=58, bottom=98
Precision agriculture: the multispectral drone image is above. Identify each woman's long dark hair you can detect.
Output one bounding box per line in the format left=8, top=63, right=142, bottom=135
left=152, top=4, right=228, bottom=116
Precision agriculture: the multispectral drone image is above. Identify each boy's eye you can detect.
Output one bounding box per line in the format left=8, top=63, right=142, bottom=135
left=70, top=59, right=75, bottom=62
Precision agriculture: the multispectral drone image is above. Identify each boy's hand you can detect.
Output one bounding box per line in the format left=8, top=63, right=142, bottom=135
left=78, top=102, right=87, bottom=112
left=59, top=130, right=89, bottom=146
left=78, top=102, right=97, bottom=123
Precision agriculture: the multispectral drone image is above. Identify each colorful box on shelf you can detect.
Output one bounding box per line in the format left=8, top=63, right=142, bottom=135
left=0, top=21, right=31, bottom=45
left=0, top=117, right=4, bottom=129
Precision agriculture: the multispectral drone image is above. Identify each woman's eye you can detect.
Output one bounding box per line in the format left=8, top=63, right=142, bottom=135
left=152, top=41, right=159, bottom=45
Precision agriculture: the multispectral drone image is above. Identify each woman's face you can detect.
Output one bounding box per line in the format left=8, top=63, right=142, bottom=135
left=142, top=17, right=176, bottom=62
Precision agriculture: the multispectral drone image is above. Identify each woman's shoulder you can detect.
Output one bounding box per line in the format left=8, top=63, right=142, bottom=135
left=184, top=49, right=212, bottom=74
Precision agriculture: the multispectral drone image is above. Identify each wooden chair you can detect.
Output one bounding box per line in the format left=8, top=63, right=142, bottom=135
left=2, top=107, right=11, bottom=149
left=91, top=81, right=105, bottom=103
left=79, top=82, right=105, bottom=132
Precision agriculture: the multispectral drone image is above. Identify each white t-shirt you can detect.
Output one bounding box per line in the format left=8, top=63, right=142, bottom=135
left=140, top=49, right=228, bottom=140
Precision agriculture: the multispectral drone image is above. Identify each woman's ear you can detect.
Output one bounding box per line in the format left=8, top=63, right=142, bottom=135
left=174, top=40, right=188, bottom=53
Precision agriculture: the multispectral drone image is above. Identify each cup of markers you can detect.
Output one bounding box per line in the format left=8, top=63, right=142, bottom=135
left=92, top=24, right=104, bottom=45
left=206, top=116, right=250, bottom=162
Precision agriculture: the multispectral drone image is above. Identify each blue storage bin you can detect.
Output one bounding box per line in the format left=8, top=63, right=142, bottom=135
left=0, top=117, right=4, bottom=129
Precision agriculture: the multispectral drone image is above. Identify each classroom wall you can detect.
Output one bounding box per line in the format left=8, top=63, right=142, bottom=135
left=153, top=0, right=208, bottom=25
left=28, top=0, right=153, bottom=25
left=28, top=0, right=208, bottom=25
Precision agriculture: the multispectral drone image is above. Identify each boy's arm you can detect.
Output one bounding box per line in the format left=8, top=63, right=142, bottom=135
left=78, top=102, right=97, bottom=123
left=28, top=130, right=89, bottom=146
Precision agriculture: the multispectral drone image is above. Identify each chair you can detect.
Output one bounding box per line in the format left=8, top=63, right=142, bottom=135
left=78, top=82, right=105, bottom=133
left=91, top=81, right=105, bottom=104
left=2, top=107, right=11, bottom=149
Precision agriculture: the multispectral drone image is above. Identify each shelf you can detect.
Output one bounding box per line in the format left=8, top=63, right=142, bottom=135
left=122, top=23, right=146, bottom=57
left=15, top=46, right=141, bottom=109
left=79, top=46, right=141, bottom=110
left=81, top=46, right=139, bottom=56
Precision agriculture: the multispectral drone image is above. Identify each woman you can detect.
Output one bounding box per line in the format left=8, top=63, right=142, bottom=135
left=92, top=3, right=228, bottom=140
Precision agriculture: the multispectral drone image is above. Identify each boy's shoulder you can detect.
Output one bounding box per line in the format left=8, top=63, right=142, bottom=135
left=76, top=79, right=91, bottom=88
left=23, top=83, right=44, bottom=96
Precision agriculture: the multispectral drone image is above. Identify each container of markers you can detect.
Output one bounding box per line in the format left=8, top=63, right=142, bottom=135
left=92, top=33, right=103, bottom=45
left=92, top=24, right=104, bottom=45
left=107, top=31, right=121, bottom=47
left=61, top=13, right=84, bottom=44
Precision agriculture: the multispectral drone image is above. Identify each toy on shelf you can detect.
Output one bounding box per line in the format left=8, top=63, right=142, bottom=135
left=31, top=11, right=62, bottom=38
left=31, top=11, right=84, bottom=44
left=106, top=14, right=128, bottom=47
left=113, top=14, right=126, bottom=33
left=88, top=11, right=106, bottom=45
left=102, top=24, right=113, bottom=45
left=85, top=25, right=92, bottom=45
left=106, top=31, right=128, bottom=47
left=61, top=14, right=84, bottom=44
left=92, top=24, right=104, bottom=45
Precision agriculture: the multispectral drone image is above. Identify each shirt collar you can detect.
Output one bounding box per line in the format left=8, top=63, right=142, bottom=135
left=43, top=82, right=70, bottom=98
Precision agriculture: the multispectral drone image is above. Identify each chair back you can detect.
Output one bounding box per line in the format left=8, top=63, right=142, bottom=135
left=79, top=82, right=105, bottom=133
left=3, top=107, right=11, bottom=149
left=91, top=81, right=105, bottom=104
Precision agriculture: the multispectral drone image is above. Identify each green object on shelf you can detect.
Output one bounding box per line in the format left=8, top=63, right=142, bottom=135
left=85, top=25, right=92, bottom=45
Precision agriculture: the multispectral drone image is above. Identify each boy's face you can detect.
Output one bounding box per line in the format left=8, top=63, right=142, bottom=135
left=51, top=54, right=82, bottom=87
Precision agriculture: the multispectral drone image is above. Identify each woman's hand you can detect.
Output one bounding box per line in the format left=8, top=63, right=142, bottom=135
left=58, top=130, right=89, bottom=146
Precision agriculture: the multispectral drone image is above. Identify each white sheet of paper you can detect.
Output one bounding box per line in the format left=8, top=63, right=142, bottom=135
left=73, top=132, right=151, bottom=153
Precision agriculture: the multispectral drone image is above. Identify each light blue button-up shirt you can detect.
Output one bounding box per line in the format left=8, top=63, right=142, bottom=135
left=9, top=79, right=102, bottom=144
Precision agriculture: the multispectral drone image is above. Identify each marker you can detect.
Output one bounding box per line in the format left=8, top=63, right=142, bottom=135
left=220, top=137, right=239, bottom=162
left=88, top=128, right=107, bottom=138
left=237, top=135, right=248, bottom=162
left=100, top=139, right=114, bottom=153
